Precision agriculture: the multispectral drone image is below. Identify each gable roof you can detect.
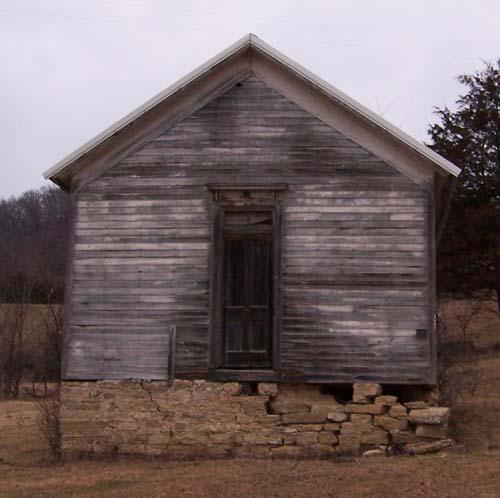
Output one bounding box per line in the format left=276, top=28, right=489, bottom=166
left=43, top=33, right=460, bottom=191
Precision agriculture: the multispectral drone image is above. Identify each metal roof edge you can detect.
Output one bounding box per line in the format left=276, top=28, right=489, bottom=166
left=44, top=33, right=461, bottom=182
left=249, top=34, right=460, bottom=177
left=43, top=34, right=252, bottom=180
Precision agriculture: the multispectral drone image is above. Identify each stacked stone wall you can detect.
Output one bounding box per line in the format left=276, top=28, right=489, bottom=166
left=61, top=381, right=451, bottom=459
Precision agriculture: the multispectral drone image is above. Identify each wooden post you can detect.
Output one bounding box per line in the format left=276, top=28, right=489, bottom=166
left=167, top=325, right=177, bottom=385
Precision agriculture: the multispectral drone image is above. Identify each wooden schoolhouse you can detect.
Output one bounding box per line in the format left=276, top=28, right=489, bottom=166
left=45, top=34, right=460, bottom=387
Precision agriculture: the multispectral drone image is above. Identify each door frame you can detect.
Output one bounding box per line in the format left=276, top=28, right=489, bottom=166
left=207, top=185, right=285, bottom=376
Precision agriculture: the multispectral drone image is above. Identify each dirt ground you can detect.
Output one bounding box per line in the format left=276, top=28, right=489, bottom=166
left=0, top=299, right=499, bottom=497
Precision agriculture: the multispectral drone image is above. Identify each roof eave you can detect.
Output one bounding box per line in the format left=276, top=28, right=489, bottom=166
left=250, top=35, right=461, bottom=178
left=43, top=33, right=461, bottom=187
left=43, top=34, right=253, bottom=182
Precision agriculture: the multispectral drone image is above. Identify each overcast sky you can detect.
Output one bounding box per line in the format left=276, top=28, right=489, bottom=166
left=1, top=0, right=499, bottom=198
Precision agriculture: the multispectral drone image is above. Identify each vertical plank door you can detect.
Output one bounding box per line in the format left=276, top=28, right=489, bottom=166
left=222, top=211, right=273, bottom=368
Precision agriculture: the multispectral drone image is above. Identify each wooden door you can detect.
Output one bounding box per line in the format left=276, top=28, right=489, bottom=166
left=222, top=212, right=273, bottom=368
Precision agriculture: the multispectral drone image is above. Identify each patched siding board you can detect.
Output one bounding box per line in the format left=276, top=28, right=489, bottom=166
left=65, top=75, right=433, bottom=383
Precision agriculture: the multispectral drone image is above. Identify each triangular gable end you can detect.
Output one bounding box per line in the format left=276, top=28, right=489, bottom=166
left=43, top=33, right=460, bottom=195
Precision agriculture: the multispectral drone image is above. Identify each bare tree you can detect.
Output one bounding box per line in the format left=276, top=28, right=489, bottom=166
left=37, top=385, right=61, bottom=460
left=0, top=278, right=36, bottom=398
left=33, top=286, right=63, bottom=394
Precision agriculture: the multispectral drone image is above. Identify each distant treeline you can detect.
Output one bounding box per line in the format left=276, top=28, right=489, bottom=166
left=0, top=187, right=71, bottom=303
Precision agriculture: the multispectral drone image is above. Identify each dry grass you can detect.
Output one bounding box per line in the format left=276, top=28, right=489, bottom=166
left=0, top=400, right=46, bottom=466
left=438, top=298, right=499, bottom=349
left=445, top=349, right=500, bottom=452
left=1, top=454, right=500, bottom=498
left=436, top=299, right=500, bottom=452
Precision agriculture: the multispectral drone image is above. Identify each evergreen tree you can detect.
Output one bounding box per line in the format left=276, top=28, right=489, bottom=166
left=428, top=60, right=499, bottom=310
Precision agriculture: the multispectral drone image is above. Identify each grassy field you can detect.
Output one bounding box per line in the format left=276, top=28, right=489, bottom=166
left=0, top=400, right=46, bottom=466
left=438, top=298, right=499, bottom=349
left=0, top=299, right=499, bottom=497
left=438, top=298, right=500, bottom=452
left=1, top=453, right=500, bottom=498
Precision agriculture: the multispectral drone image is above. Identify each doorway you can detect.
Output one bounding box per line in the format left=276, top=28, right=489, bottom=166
left=208, top=186, right=284, bottom=373
left=222, top=211, right=273, bottom=368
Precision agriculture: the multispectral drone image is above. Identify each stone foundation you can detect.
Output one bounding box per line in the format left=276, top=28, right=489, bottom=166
left=60, top=380, right=452, bottom=459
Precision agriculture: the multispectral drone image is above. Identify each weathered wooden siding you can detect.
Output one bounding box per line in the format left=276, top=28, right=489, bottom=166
left=66, top=75, right=434, bottom=383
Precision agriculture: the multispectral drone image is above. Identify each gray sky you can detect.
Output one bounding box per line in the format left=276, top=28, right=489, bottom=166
left=1, top=0, right=499, bottom=198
